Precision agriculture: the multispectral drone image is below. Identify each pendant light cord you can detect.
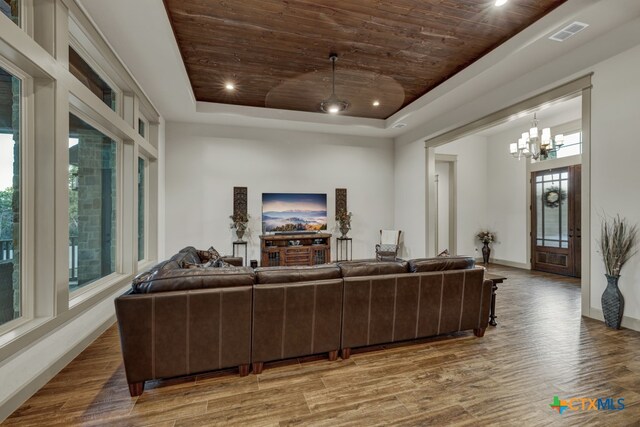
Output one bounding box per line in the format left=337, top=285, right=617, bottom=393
left=331, top=56, right=336, bottom=95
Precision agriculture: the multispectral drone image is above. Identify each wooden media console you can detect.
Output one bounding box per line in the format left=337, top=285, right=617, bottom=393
left=260, top=233, right=332, bottom=267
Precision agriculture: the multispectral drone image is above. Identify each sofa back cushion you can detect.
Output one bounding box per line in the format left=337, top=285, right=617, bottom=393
left=131, top=259, right=180, bottom=286
left=132, top=267, right=255, bottom=293
left=171, top=250, right=201, bottom=267
left=254, top=264, right=342, bottom=284
left=408, top=256, right=475, bottom=273
left=338, top=260, right=409, bottom=277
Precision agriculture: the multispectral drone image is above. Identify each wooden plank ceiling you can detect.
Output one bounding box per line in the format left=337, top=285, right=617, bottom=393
left=164, top=0, right=567, bottom=119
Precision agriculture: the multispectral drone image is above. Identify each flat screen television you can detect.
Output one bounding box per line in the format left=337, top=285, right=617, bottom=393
left=262, top=193, right=327, bottom=233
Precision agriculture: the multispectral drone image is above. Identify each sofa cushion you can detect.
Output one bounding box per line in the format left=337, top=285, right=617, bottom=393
left=254, top=264, right=342, bottom=284
left=171, top=250, right=201, bottom=267
left=221, top=256, right=243, bottom=267
left=131, top=266, right=255, bottom=293
left=408, top=256, right=475, bottom=273
left=338, top=260, right=409, bottom=277
left=131, top=259, right=180, bottom=285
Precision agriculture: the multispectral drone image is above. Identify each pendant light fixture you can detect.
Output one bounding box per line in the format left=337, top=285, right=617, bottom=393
left=509, top=113, right=565, bottom=161
left=320, top=54, right=350, bottom=114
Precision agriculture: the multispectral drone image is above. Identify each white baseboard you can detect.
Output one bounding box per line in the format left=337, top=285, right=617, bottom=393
left=475, top=257, right=531, bottom=270
left=587, top=308, right=640, bottom=332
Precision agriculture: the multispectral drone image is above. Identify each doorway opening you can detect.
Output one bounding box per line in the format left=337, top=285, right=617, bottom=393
left=435, top=155, right=456, bottom=255
left=423, top=75, right=591, bottom=316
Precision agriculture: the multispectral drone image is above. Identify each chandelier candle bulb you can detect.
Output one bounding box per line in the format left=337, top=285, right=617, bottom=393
left=510, top=112, right=566, bottom=161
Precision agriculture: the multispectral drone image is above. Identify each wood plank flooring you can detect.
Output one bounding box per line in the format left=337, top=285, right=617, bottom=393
left=5, top=265, right=640, bottom=426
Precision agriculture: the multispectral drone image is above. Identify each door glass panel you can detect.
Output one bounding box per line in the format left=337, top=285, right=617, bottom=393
left=543, top=180, right=558, bottom=244
left=560, top=179, right=568, bottom=243
left=536, top=169, right=570, bottom=249
left=536, top=182, right=543, bottom=240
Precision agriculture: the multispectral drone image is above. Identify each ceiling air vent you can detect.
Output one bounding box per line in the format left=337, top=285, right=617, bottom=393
left=549, top=22, right=589, bottom=42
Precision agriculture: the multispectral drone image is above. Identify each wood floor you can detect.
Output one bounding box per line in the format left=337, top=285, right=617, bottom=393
left=5, top=266, right=640, bottom=426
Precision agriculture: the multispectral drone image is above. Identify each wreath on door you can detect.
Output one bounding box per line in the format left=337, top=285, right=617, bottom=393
left=543, top=186, right=567, bottom=208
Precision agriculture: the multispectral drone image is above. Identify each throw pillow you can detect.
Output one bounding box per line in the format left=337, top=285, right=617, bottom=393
left=212, top=258, right=232, bottom=268
left=182, top=258, right=231, bottom=269
left=196, top=246, right=221, bottom=262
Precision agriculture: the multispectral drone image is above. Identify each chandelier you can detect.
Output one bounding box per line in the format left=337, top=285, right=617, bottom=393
left=510, top=113, right=564, bottom=161
left=320, top=54, right=350, bottom=114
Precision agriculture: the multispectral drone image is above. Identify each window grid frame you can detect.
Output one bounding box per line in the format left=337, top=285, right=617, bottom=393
left=67, top=105, right=124, bottom=300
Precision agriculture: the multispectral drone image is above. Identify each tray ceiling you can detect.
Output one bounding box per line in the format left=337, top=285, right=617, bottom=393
left=164, top=0, right=567, bottom=119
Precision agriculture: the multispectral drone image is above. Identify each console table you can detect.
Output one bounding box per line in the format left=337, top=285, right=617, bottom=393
left=260, top=233, right=331, bottom=267
left=484, top=272, right=506, bottom=326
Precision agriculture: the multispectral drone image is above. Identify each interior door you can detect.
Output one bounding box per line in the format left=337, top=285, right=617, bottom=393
left=531, top=165, right=581, bottom=277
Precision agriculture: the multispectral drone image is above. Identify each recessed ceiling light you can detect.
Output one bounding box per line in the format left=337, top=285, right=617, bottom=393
left=225, top=82, right=235, bottom=91
left=494, top=0, right=508, bottom=6
left=372, top=100, right=380, bottom=107
left=393, top=122, right=407, bottom=129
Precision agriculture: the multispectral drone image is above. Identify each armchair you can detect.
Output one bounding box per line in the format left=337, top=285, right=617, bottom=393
left=375, top=229, right=402, bottom=261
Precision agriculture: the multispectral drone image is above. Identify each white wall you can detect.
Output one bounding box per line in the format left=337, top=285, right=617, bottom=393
left=590, top=44, right=640, bottom=323
left=165, top=123, right=395, bottom=262
left=394, top=139, right=425, bottom=259
left=435, top=135, right=489, bottom=258
left=485, top=130, right=530, bottom=265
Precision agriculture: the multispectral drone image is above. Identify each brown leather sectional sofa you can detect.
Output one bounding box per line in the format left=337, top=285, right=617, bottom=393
left=115, top=247, right=492, bottom=396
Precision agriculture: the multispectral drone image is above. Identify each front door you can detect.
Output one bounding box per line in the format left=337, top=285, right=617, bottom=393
left=531, top=165, right=581, bottom=277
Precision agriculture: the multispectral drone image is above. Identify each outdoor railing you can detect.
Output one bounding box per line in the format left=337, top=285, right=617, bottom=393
left=0, top=238, right=78, bottom=281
